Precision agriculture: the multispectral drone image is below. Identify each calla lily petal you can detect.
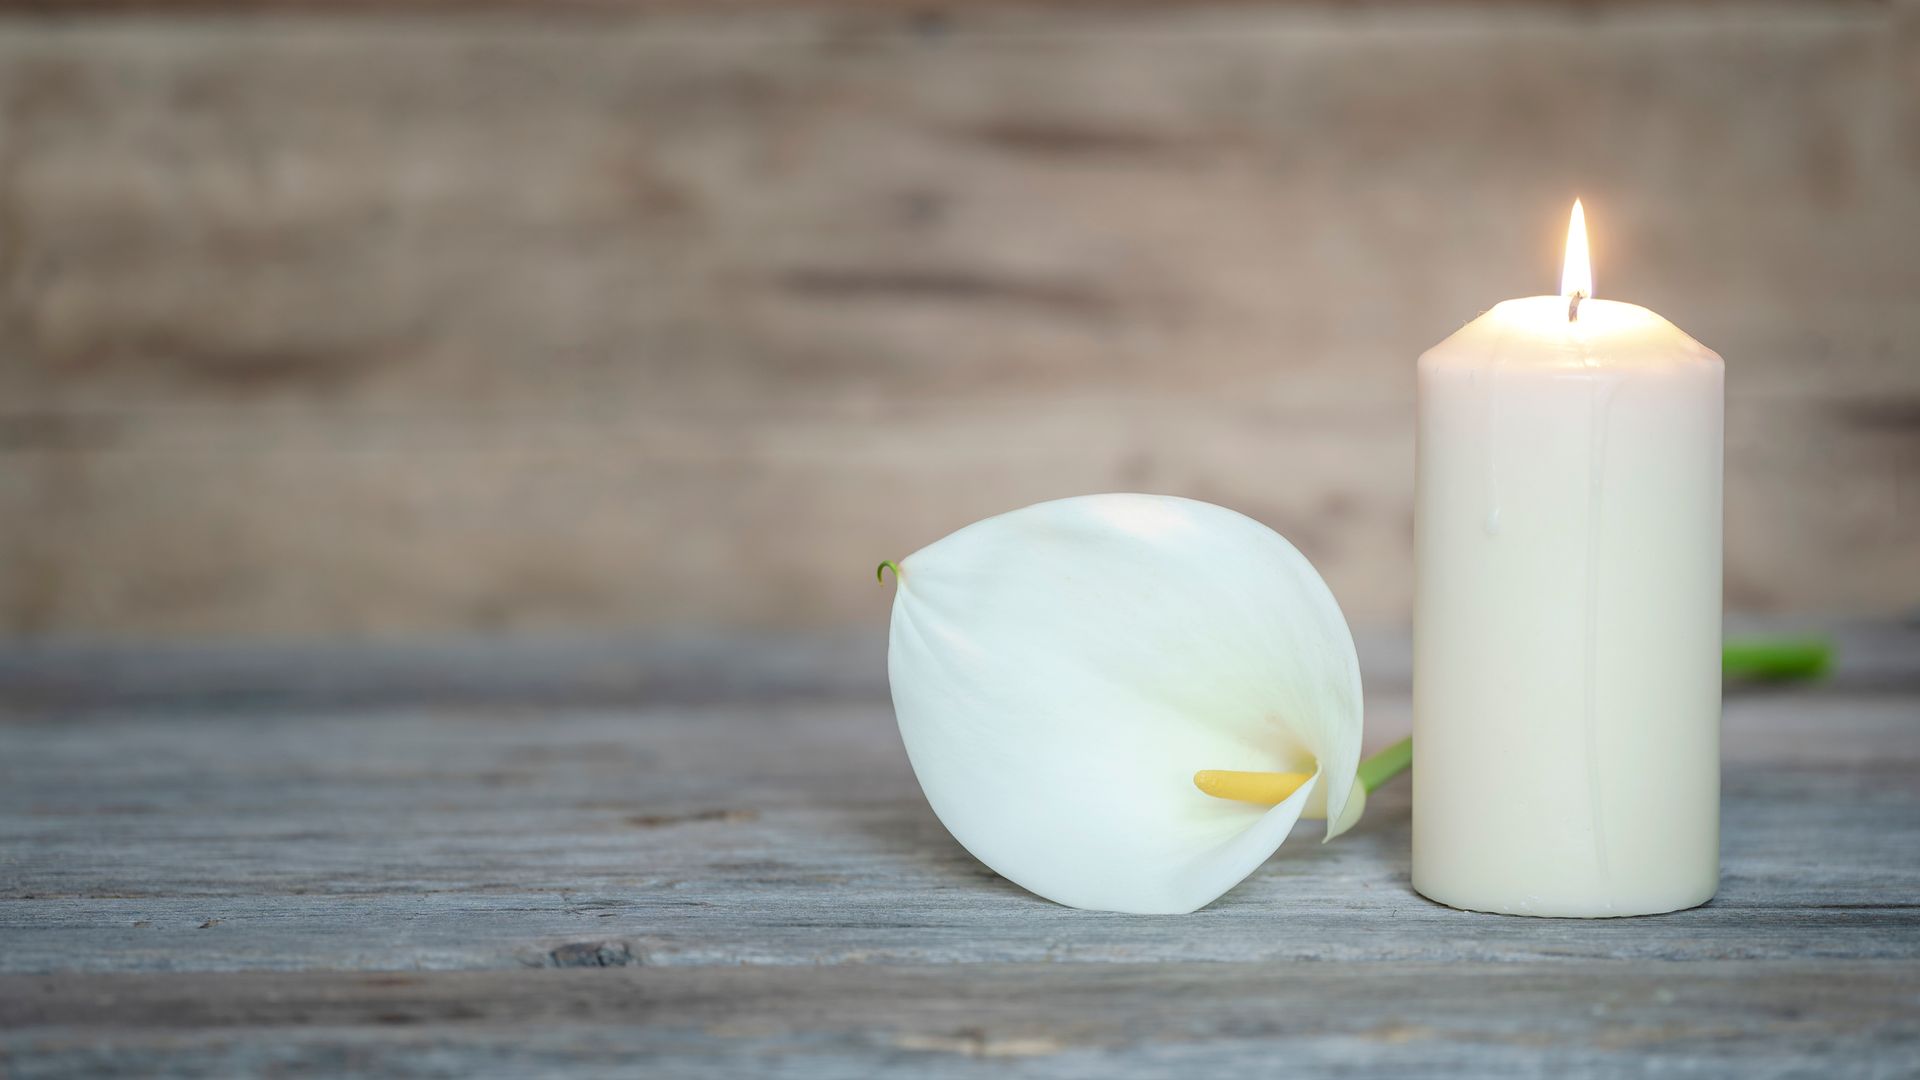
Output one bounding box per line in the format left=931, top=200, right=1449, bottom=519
left=885, top=493, right=1364, bottom=914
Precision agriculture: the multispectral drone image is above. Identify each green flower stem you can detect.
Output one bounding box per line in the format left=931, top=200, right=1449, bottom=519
left=1723, top=637, right=1832, bottom=681
left=1357, top=736, right=1412, bottom=794
left=876, top=560, right=901, bottom=585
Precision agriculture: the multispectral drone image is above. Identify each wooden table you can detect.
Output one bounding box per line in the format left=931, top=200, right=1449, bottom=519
left=3, top=625, right=1917, bottom=1077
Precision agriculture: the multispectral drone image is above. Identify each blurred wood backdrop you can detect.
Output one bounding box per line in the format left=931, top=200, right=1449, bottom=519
left=0, top=1, right=1914, bottom=641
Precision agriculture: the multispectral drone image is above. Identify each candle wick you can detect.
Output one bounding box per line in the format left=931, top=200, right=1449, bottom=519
left=1567, top=291, right=1585, bottom=322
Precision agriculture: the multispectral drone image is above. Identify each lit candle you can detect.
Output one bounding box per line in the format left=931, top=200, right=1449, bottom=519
left=1413, top=202, right=1723, bottom=917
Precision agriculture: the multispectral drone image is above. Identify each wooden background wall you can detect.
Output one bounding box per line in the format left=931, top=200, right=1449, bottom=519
left=0, top=2, right=1915, bottom=641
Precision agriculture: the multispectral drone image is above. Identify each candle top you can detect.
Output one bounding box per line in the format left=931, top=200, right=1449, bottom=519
left=1423, top=296, right=1723, bottom=372
left=1426, top=200, right=1723, bottom=372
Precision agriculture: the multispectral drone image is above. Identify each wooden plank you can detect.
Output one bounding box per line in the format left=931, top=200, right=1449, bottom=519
left=0, top=5, right=1914, bottom=638
left=3, top=962, right=1917, bottom=1078
left=0, top=0, right=1882, bottom=12
left=1, top=634, right=1916, bottom=1074
left=0, top=619, right=1911, bottom=711
left=0, top=632, right=895, bottom=710
left=2, top=642, right=1916, bottom=973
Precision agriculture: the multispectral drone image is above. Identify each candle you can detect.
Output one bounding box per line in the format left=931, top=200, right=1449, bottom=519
left=1413, top=202, right=1723, bottom=918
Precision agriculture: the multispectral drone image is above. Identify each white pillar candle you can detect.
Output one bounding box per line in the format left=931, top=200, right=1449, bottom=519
left=1413, top=202, right=1723, bottom=917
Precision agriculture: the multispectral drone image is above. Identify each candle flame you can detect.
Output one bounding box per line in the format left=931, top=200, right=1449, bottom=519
left=1561, top=198, right=1592, bottom=299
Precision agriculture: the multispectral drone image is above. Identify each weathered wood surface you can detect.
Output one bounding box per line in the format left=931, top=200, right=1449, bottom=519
left=2, top=624, right=1918, bottom=1075
left=2, top=4, right=1917, bottom=640
left=0, top=0, right=1883, bottom=11
left=5, top=964, right=1917, bottom=1078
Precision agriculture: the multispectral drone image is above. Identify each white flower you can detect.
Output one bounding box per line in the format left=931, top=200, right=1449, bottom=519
left=883, top=493, right=1364, bottom=915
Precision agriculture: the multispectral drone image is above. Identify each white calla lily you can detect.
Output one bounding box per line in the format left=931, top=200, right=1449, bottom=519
left=883, top=493, right=1364, bottom=914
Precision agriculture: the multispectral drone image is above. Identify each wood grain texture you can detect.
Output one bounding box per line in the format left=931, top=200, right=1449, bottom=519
left=0, top=4, right=1916, bottom=640
left=0, top=0, right=1886, bottom=12
left=1, top=628, right=1918, bottom=1074
left=5, top=964, right=1918, bottom=1078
